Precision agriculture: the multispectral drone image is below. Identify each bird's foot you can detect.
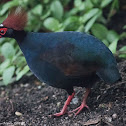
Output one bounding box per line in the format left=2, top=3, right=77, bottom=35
left=68, top=103, right=89, bottom=116
left=51, top=109, right=67, bottom=117
left=50, top=92, right=75, bottom=117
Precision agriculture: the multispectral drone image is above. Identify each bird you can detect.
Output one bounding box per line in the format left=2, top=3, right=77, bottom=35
left=0, top=7, right=121, bottom=117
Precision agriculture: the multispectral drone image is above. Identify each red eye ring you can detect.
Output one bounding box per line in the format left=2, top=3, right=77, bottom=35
left=0, top=28, right=7, bottom=35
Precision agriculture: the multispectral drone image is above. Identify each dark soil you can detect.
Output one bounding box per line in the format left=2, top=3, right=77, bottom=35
left=0, top=60, right=126, bottom=126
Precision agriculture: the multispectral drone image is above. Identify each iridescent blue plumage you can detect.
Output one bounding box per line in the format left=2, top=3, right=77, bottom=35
left=16, top=31, right=121, bottom=91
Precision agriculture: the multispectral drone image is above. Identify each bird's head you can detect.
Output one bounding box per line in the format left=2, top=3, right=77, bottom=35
left=0, top=24, right=13, bottom=38
left=0, top=7, right=27, bottom=38
left=0, top=24, right=8, bottom=38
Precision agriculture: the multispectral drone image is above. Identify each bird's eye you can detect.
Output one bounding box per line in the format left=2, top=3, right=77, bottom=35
left=0, top=30, right=4, bottom=33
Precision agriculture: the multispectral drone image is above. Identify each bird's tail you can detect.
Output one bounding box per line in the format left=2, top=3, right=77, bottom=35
left=96, top=65, right=121, bottom=84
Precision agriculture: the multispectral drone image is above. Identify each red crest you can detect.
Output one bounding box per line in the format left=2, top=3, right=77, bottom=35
left=3, top=7, right=27, bottom=31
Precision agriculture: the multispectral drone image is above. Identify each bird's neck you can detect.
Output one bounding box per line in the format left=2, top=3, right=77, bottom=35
left=11, top=30, right=32, bottom=56
left=13, top=30, right=27, bottom=42
left=12, top=30, right=42, bottom=57
left=12, top=30, right=30, bottom=52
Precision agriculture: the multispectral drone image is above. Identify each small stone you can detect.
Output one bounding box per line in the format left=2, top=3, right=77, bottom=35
left=52, top=95, right=56, bottom=98
left=71, top=97, right=78, bottom=105
left=99, top=103, right=106, bottom=108
left=20, top=83, right=29, bottom=87
left=57, top=102, right=61, bottom=107
left=123, top=117, right=126, bottom=122
left=15, top=111, right=22, bottom=116
left=112, top=113, right=117, bottom=119
left=103, top=90, right=107, bottom=94
left=108, top=102, right=112, bottom=108
left=105, top=116, right=112, bottom=122
left=68, top=113, right=73, bottom=117
left=65, top=117, right=68, bottom=120
left=42, top=82, right=46, bottom=86
left=24, top=83, right=29, bottom=87
left=42, top=96, right=48, bottom=101
left=20, top=84, right=24, bottom=87
left=1, top=91, right=5, bottom=97
left=96, top=95, right=100, bottom=100
left=37, top=86, right=41, bottom=89
left=35, top=81, right=41, bottom=85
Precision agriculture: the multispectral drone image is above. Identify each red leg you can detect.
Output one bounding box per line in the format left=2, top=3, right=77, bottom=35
left=52, top=92, right=75, bottom=117
left=68, top=88, right=90, bottom=116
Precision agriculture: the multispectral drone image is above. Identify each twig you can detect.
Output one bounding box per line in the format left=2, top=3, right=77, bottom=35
left=9, top=99, right=14, bottom=111
left=78, top=117, right=101, bottom=126
left=106, top=81, right=126, bottom=90
left=102, top=119, right=114, bottom=126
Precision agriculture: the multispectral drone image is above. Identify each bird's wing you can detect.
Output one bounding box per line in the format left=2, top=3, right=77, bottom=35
left=40, top=42, right=99, bottom=77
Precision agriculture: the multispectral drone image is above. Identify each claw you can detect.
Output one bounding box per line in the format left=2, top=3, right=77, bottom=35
left=51, top=110, right=67, bottom=117
left=68, top=103, right=89, bottom=116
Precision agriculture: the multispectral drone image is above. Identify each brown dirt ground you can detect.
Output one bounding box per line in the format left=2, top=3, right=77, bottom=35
left=0, top=60, right=126, bottom=126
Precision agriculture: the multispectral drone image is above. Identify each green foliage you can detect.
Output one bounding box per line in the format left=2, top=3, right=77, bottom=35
left=91, top=23, right=119, bottom=52
left=1, top=43, right=15, bottom=59
left=0, top=0, right=125, bottom=85
left=0, top=38, right=29, bottom=86
left=50, top=0, right=63, bottom=20
left=118, top=46, right=126, bottom=58
left=43, top=17, right=60, bottom=31
left=3, top=66, right=15, bottom=85
left=31, top=4, right=43, bottom=16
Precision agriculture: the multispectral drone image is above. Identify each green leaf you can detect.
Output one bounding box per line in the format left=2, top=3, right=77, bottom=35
left=120, top=32, right=126, bottom=40
left=65, top=8, right=78, bottom=17
left=0, top=0, right=19, bottom=16
left=84, top=0, right=94, bottom=10
left=108, top=0, right=119, bottom=18
left=14, top=56, right=26, bottom=68
left=43, top=0, right=49, bottom=4
left=119, top=46, right=126, bottom=52
left=16, top=65, right=29, bottom=81
left=91, top=23, right=108, bottom=40
left=63, top=16, right=80, bottom=31
left=74, top=0, right=82, bottom=7
left=15, top=67, right=22, bottom=75
left=3, top=66, right=15, bottom=85
left=107, top=30, right=119, bottom=43
left=77, top=25, right=84, bottom=32
left=101, top=0, right=112, bottom=8
left=31, top=4, right=43, bottom=16
left=1, top=43, right=15, bottom=59
left=0, top=59, right=10, bottom=75
left=102, top=39, right=109, bottom=47
left=119, top=46, right=126, bottom=58
left=74, top=0, right=85, bottom=11
left=81, top=8, right=100, bottom=23
left=123, top=25, right=126, bottom=29
left=51, top=0, right=63, bottom=20
left=90, top=0, right=100, bottom=7
left=85, top=10, right=102, bottom=32
left=43, top=17, right=60, bottom=31
left=109, top=38, right=118, bottom=54
left=119, top=54, right=126, bottom=58
left=0, top=38, right=5, bottom=44
left=41, top=10, right=51, bottom=20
